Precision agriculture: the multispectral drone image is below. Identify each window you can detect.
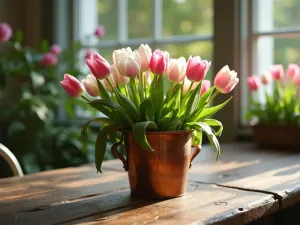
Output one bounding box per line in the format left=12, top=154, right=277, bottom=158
left=241, top=0, right=300, bottom=125
left=73, top=0, right=214, bottom=118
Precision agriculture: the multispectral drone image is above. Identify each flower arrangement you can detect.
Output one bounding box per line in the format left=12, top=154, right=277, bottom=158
left=246, top=64, right=300, bottom=125
left=61, top=45, right=239, bottom=173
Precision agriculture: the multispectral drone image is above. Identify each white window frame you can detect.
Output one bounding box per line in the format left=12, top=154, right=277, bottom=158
left=240, top=0, right=300, bottom=126
left=73, top=0, right=213, bottom=50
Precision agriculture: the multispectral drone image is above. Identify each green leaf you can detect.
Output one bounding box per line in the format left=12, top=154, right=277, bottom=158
left=193, top=97, right=232, bottom=121
left=203, top=119, right=223, bottom=136
left=15, top=30, right=23, bottom=43
left=197, top=87, right=214, bottom=109
left=162, top=83, right=181, bottom=117
left=140, top=98, right=155, bottom=122
left=115, top=90, right=140, bottom=121
left=164, top=118, right=182, bottom=131
left=7, top=121, right=25, bottom=137
left=184, top=82, right=202, bottom=116
left=41, top=40, right=49, bottom=52
left=95, top=124, right=121, bottom=173
left=191, top=130, right=202, bottom=146
left=186, top=122, right=221, bottom=160
left=89, top=99, right=134, bottom=127
left=81, top=117, right=113, bottom=141
left=158, top=111, right=173, bottom=130
left=150, top=75, right=164, bottom=123
left=97, top=79, right=111, bottom=101
left=132, top=121, right=158, bottom=151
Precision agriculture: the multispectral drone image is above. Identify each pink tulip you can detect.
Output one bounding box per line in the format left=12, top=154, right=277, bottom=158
left=270, top=64, right=284, bottom=80
left=40, top=52, right=57, bottom=66
left=200, top=80, right=211, bottom=96
left=287, top=64, right=300, bottom=79
left=166, top=57, right=187, bottom=82
left=50, top=44, right=62, bottom=55
left=214, top=65, right=239, bottom=93
left=82, top=74, right=99, bottom=97
left=94, top=25, right=105, bottom=38
left=86, top=52, right=111, bottom=79
left=138, top=44, right=152, bottom=72
left=61, top=74, right=84, bottom=98
left=247, top=75, right=261, bottom=91
left=85, top=48, right=93, bottom=59
left=293, top=74, right=300, bottom=86
left=149, top=49, right=169, bottom=75
left=111, top=65, right=129, bottom=86
left=0, top=23, right=12, bottom=42
left=186, top=56, right=211, bottom=82
left=117, top=50, right=141, bottom=77
left=261, top=71, right=272, bottom=85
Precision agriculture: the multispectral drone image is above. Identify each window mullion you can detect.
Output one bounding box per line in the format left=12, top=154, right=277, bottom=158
left=118, top=0, right=128, bottom=45
left=153, top=0, right=163, bottom=45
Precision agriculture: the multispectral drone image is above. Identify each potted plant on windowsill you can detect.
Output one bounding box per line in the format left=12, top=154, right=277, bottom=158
left=61, top=45, right=239, bottom=198
left=246, top=64, right=300, bottom=149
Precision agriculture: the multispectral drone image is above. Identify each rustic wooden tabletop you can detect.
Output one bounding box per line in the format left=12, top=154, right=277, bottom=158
left=0, top=143, right=299, bottom=225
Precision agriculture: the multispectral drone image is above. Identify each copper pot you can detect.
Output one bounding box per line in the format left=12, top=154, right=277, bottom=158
left=111, top=131, right=200, bottom=198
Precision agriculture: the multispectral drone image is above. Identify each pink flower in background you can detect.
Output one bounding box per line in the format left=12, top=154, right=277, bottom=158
left=214, top=65, right=239, bottom=93
left=40, top=52, right=57, bottom=66
left=85, top=48, right=94, bottom=59
left=149, top=49, right=169, bottom=75
left=286, top=64, right=300, bottom=79
left=86, top=52, right=111, bottom=79
left=0, top=23, right=12, bottom=42
left=186, top=56, right=211, bottom=82
left=111, top=65, right=129, bottom=86
left=101, top=75, right=116, bottom=92
left=82, top=74, right=99, bottom=97
left=293, top=74, right=300, bottom=86
left=261, top=71, right=272, bottom=85
left=94, top=25, right=105, bottom=38
left=200, top=80, right=211, bottom=96
left=270, top=64, right=284, bottom=80
left=50, top=44, right=62, bottom=55
left=61, top=74, right=84, bottom=98
left=247, top=75, right=261, bottom=91
left=182, top=78, right=198, bottom=95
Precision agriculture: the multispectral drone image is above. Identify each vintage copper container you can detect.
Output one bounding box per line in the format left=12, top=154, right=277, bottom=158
left=111, top=131, right=200, bottom=198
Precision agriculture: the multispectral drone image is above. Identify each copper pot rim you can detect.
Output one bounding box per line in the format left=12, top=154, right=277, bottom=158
left=121, top=130, right=192, bottom=135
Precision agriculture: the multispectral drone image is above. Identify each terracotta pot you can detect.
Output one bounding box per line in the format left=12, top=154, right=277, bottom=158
left=252, top=124, right=300, bottom=149
left=111, top=131, right=200, bottom=198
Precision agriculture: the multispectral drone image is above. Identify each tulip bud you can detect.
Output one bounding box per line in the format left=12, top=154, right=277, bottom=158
left=50, top=44, right=62, bottom=55
left=86, top=52, right=111, bottom=79
left=138, top=44, right=152, bottom=72
left=287, top=64, right=300, bottom=79
left=182, top=78, right=199, bottom=95
left=82, top=74, right=99, bottom=97
left=40, top=52, right=57, bottom=66
left=214, top=65, right=239, bottom=93
left=101, top=75, right=116, bottom=92
left=270, top=64, right=284, bottom=80
left=0, top=23, right=12, bottom=42
left=94, top=25, right=105, bottom=38
left=200, top=80, right=211, bottom=96
left=186, top=56, right=211, bottom=82
left=117, top=50, right=141, bottom=77
left=149, top=49, right=169, bottom=75
left=113, top=47, right=132, bottom=68
left=166, top=57, right=187, bottom=83
left=260, top=71, right=272, bottom=85
left=61, top=74, right=84, bottom=98
left=111, top=65, right=129, bottom=86
left=247, top=75, right=261, bottom=91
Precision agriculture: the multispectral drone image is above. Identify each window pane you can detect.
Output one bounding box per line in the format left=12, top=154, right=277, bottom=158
left=98, top=0, right=118, bottom=40
left=254, top=0, right=300, bottom=32
left=163, top=0, right=213, bottom=37
left=128, top=1, right=153, bottom=39
left=159, top=41, right=213, bottom=79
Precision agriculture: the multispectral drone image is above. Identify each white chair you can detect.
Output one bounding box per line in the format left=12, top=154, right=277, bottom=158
left=0, top=143, right=24, bottom=177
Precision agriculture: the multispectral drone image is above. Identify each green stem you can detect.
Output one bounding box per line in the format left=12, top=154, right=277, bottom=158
left=180, top=79, right=185, bottom=100
left=187, top=81, right=194, bottom=95
left=143, top=72, right=147, bottom=98
left=207, top=90, right=219, bottom=105
left=125, top=85, right=130, bottom=97
left=106, top=78, right=115, bottom=92
left=130, top=77, right=140, bottom=106
left=81, top=95, right=91, bottom=102
left=139, top=72, right=144, bottom=101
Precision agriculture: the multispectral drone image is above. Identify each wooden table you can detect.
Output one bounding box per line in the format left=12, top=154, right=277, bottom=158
left=1, top=143, right=299, bottom=225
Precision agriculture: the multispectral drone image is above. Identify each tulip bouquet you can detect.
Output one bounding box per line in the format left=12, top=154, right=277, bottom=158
left=246, top=64, right=300, bottom=124
left=61, top=44, right=239, bottom=172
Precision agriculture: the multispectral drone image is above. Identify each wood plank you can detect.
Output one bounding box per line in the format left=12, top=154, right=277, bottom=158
left=188, top=143, right=300, bottom=209
left=0, top=182, right=278, bottom=225
left=0, top=170, right=129, bottom=215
